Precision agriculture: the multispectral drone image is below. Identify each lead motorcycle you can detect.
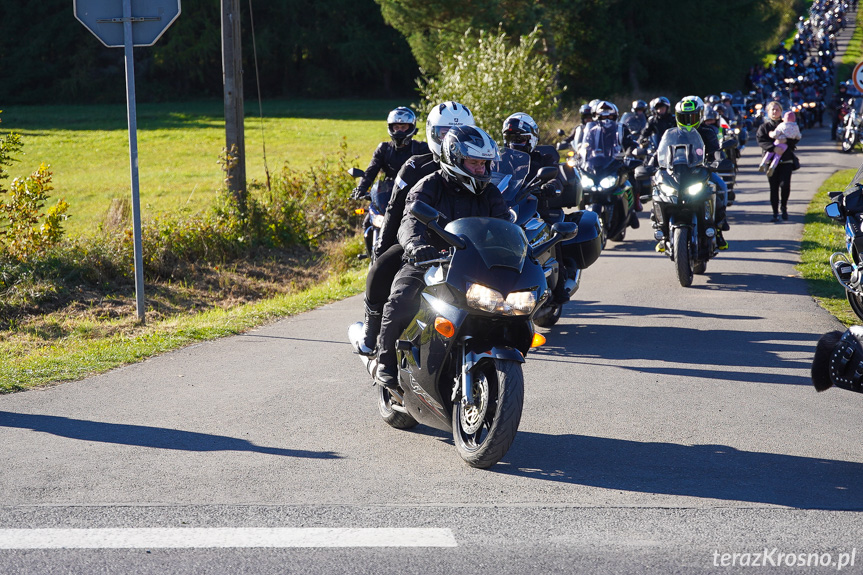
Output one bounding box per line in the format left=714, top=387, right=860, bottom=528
left=825, top=163, right=863, bottom=320
left=349, top=201, right=577, bottom=468
left=639, top=130, right=733, bottom=287
left=493, top=147, right=602, bottom=327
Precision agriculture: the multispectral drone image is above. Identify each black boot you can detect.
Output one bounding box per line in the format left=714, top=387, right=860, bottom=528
left=358, top=299, right=383, bottom=357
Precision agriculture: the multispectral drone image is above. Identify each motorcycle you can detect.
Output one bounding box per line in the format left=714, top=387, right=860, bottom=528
left=493, top=147, right=602, bottom=328
left=348, top=168, right=393, bottom=262
left=841, top=100, right=863, bottom=153
left=825, top=164, right=863, bottom=320
left=348, top=201, right=577, bottom=468
left=639, top=130, right=733, bottom=287
left=578, top=153, right=638, bottom=246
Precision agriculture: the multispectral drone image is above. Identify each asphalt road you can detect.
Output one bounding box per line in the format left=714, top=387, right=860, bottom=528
left=5, top=73, right=863, bottom=575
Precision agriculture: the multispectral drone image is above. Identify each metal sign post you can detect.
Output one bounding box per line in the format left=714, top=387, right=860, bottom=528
left=74, top=0, right=181, bottom=323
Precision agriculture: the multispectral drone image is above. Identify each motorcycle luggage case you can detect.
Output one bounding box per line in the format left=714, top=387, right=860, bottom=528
left=539, top=147, right=582, bottom=209
left=561, top=210, right=602, bottom=269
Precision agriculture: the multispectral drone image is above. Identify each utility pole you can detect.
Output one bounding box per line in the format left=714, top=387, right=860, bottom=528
left=221, top=0, right=246, bottom=212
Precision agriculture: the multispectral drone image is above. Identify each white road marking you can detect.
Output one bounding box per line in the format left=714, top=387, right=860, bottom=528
left=0, top=527, right=458, bottom=549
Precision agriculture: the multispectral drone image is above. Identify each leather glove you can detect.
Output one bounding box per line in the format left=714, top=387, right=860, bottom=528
left=407, top=242, right=439, bottom=265
left=351, top=187, right=368, bottom=200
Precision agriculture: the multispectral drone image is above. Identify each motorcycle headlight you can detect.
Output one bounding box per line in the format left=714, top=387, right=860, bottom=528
left=466, top=283, right=504, bottom=313
left=466, top=283, right=536, bottom=315
left=660, top=183, right=677, bottom=196
left=599, top=175, right=617, bottom=189
left=580, top=175, right=595, bottom=188
left=372, top=213, right=385, bottom=228
left=734, top=128, right=741, bottom=134
left=687, top=183, right=704, bottom=196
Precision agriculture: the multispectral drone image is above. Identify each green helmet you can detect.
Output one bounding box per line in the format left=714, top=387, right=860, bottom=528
left=675, top=96, right=704, bottom=131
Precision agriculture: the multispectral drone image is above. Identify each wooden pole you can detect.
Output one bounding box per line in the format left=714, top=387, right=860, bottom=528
left=221, top=0, right=246, bottom=211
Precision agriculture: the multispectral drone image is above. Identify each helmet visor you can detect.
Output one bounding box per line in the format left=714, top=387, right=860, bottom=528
left=676, top=110, right=701, bottom=130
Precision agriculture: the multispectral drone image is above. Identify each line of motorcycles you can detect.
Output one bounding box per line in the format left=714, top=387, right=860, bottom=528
left=345, top=122, right=745, bottom=467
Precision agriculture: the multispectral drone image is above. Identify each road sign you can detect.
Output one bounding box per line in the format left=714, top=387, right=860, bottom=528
left=74, top=0, right=180, bottom=47
left=853, top=62, right=863, bottom=94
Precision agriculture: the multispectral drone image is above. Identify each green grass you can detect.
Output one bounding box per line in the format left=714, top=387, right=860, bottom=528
left=0, top=268, right=365, bottom=392
left=837, top=11, right=863, bottom=84
left=797, top=169, right=860, bottom=325
left=1, top=99, right=405, bottom=235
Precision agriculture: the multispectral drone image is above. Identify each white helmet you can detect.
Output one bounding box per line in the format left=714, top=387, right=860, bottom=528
left=440, top=126, right=499, bottom=195
left=425, top=101, right=476, bottom=159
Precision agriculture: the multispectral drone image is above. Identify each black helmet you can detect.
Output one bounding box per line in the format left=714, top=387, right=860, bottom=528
left=705, top=94, right=721, bottom=105
left=675, top=96, right=704, bottom=131
left=440, top=126, right=499, bottom=195
left=631, top=99, right=648, bottom=113
left=703, top=104, right=718, bottom=122
left=387, top=107, right=418, bottom=148
left=502, top=112, right=539, bottom=153
left=579, top=104, right=593, bottom=123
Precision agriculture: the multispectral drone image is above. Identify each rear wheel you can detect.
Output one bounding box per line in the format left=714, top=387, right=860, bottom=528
left=378, top=385, right=418, bottom=429
left=673, top=227, right=693, bottom=287
left=453, top=359, right=524, bottom=468
left=847, top=290, right=863, bottom=322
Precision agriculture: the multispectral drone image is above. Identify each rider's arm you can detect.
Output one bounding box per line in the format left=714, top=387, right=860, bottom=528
left=357, top=143, right=387, bottom=192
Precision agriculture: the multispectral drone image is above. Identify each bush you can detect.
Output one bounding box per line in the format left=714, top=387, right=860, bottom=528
left=416, top=26, right=563, bottom=135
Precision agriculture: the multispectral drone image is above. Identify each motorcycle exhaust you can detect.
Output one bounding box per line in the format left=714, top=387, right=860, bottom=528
left=831, top=252, right=858, bottom=289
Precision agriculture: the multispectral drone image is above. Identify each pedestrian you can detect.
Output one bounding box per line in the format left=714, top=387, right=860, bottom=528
left=756, top=101, right=800, bottom=222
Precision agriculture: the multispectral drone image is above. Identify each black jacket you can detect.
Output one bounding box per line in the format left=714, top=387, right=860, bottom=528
left=398, top=173, right=509, bottom=253
left=358, top=140, right=430, bottom=192
left=375, top=152, right=438, bottom=257
left=640, top=113, right=676, bottom=144
left=756, top=119, right=799, bottom=162
left=697, top=124, right=721, bottom=159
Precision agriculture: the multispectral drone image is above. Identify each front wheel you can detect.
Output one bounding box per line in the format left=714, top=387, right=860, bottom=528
left=842, top=131, right=857, bottom=153
left=673, top=227, right=694, bottom=287
left=847, top=289, right=863, bottom=322
left=453, top=359, right=524, bottom=468
left=533, top=301, right=562, bottom=327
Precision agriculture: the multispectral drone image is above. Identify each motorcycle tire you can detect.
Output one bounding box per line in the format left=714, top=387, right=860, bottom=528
left=846, top=289, right=863, bottom=322
left=453, top=358, right=524, bottom=469
left=533, top=301, right=562, bottom=328
left=841, top=132, right=856, bottom=153
left=378, top=385, right=418, bottom=430
left=673, top=227, right=694, bottom=287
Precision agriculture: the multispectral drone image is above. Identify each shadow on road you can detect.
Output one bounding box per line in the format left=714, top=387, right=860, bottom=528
left=496, top=432, right=863, bottom=510
left=0, top=411, right=342, bottom=459
left=532, top=317, right=817, bottom=386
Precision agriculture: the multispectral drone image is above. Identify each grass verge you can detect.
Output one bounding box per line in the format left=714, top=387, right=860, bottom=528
left=0, top=268, right=365, bottom=393
left=797, top=168, right=859, bottom=325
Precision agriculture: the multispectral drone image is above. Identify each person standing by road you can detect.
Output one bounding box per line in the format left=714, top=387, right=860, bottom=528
left=756, top=101, right=800, bottom=222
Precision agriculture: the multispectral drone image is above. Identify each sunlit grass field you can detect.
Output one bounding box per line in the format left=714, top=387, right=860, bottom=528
left=1, top=99, right=406, bottom=235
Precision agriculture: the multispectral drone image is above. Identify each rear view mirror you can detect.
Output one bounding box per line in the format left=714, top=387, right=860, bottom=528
left=410, top=201, right=441, bottom=225
left=348, top=168, right=364, bottom=178
left=825, top=201, right=843, bottom=220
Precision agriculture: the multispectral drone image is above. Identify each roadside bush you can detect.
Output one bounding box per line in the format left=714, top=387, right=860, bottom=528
left=416, top=27, right=562, bottom=135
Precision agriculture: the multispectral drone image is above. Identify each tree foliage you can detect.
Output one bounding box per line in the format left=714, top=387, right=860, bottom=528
left=377, top=0, right=806, bottom=101
left=417, top=27, right=562, bottom=133
left=0, top=0, right=418, bottom=104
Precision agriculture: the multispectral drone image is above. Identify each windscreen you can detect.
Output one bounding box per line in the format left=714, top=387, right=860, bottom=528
left=656, top=129, right=706, bottom=169
left=445, top=217, right=528, bottom=272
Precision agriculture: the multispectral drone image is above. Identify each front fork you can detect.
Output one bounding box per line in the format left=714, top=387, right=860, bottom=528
left=452, top=337, right=526, bottom=407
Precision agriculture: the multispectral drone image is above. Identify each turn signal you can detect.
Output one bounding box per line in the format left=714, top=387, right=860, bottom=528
left=434, top=317, right=455, bottom=338
left=531, top=333, right=546, bottom=348
left=354, top=208, right=366, bottom=216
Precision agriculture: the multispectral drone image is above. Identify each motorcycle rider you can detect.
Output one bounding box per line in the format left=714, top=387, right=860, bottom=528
left=562, top=103, right=595, bottom=147
left=581, top=100, right=641, bottom=216
left=502, top=112, right=560, bottom=179
left=651, top=97, right=727, bottom=251
left=621, top=99, right=648, bottom=138
left=351, top=107, right=429, bottom=199
left=375, top=126, right=510, bottom=388
left=831, top=82, right=850, bottom=140
left=640, top=97, right=675, bottom=148
left=355, top=101, right=474, bottom=356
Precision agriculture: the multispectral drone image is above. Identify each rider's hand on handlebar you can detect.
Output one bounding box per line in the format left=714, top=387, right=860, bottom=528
left=540, top=181, right=561, bottom=197
left=351, top=187, right=369, bottom=200
left=407, top=242, right=439, bottom=266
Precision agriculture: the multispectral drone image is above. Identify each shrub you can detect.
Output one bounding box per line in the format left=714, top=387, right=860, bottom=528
left=416, top=27, right=563, bottom=136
